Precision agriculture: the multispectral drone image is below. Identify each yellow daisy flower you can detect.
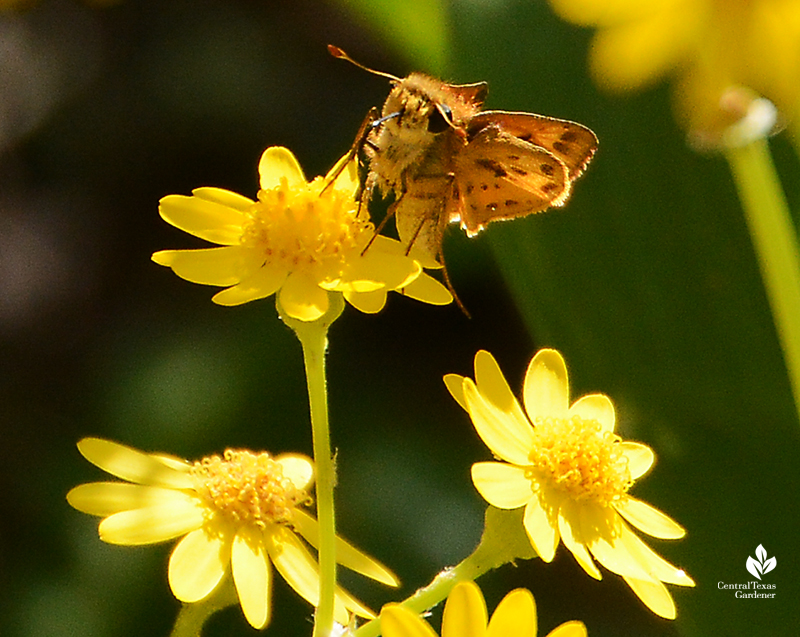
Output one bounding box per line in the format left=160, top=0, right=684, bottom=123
left=152, top=147, right=451, bottom=322
left=381, top=580, right=586, bottom=637
left=444, top=350, right=694, bottom=619
left=66, top=438, right=398, bottom=629
left=548, top=0, right=800, bottom=136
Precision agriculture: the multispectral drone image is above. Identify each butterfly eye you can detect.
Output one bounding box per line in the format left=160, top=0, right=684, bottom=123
left=428, top=103, right=454, bottom=133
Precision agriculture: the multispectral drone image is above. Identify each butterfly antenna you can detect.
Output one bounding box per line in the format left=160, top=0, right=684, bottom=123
left=328, top=45, right=401, bottom=82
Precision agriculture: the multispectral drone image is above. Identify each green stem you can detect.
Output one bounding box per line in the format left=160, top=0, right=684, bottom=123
left=169, top=577, right=238, bottom=637
left=280, top=294, right=345, bottom=637
left=726, top=139, right=800, bottom=426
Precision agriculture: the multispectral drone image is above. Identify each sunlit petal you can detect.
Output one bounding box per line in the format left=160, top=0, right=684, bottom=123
left=569, top=394, right=615, bottom=432
left=558, top=500, right=602, bottom=579
left=278, top=271, right=329, bottom=321
left=471, top=462, right=533, bottom=509
left=381, top=604, right=439, bottom=637
left=442, top=580, right=487, bottom=637
left=443, top=373, right=467, bottom=410
left=158, top=193, right=247, bottom=245
left=474, top=351, right=529, bottom=425
left=620, top=442, right=655, bottom=479
left=614, top=497, right=686, bottom=539
left=523, top=492, right=560, bottom=562
left=523, top=349, right=569, bottom=421
left=168, top=527, right=230, bottom=603
left=232, top=528, right=272, bottom=629
left=67, top=483, right=191, bottom=516
left=98, top=498, right=205, bottom=545
left=258, top=147, right=306, bottom=190
left=211, top=265, right=288, bottom=306
left=622, top=575, right=676, bottom=619
left=275, top=454, right=314, bottom=491
left=152, top=246, right=263, bottom=286
left=486, top=587, right=536, bottom=637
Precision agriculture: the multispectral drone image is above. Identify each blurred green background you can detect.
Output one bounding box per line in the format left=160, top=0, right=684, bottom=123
left=1, top=1, right=798, bottom=636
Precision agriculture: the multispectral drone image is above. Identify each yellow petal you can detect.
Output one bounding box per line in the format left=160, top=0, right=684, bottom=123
left=292, top=509, right=399, bottom=586
left=158, top=193, right=248, bottom=245
left=620, top=442, right=655, bottom=479
left=443, top=373, right=467, bottom=410
left=486, top=588, right=536, bottom=637
left=474, top=351, right=529, bottom=426
left=324, top=152, right=359, bottom=197
left=98, top=497, right=205, bottom=545
left=523, top=492, right=560, bottom=562
left=622, top=575, right=676, bottom=619
left=464, top=379, right=535, bottom=465
left=76, top=438, right=194, bottom=489
left=275, top=454, right=314, bottom=491
left=568, top=393, right=615, bottom=433
left=192, top=187, right=255, bottom=212
left=67, top=482, right=191, bottom=516
left=400, top=272, right=453, bottom=305
left=547, top=620, right=588, bottom=637
left=381, top=604, right=439, bottom=637
left=344, top=289, right=389, bottom=313
left=277, top=271, right=329, bottom=321
left=557, top=500, right=602, bottom=580
left=151, top=246, right=263, bottom=286
left=617, top=522, right=694, bottom=586
left=523, top=349, right=570, bottom=422
left=589, top=4, right=700, bottom=92
left=442, top=581, right=487, bottom=637
left=211, top=265, right=288, bottom=306
left=614, top=496, right=685, bottom=539
left=471, top=462, right=533, bottom=509
left=168, top=527, right=230, bottom=602
left=259, top=147, right=307, bottom=191
left=232, top=528, right=272, bottom=629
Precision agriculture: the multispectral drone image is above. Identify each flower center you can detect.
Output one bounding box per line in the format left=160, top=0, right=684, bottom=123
left=191, top=450, right=310, bottom=528
left=527, top=416, right=631, bottom=506
left=240, top=176, right=373, bottom=271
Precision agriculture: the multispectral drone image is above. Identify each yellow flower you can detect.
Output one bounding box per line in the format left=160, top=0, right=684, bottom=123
left=444, top=350, right=694, bottom=619
left=548, top=0, right=800, bottom=135
left=381, top=580, right=586, bottom=637
left=66, top=438, right=398, bottom=629
left=152, top=147, right=451, bottom=322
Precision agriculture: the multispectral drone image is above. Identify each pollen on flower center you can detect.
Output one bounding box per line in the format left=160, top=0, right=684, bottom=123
left=240, top=176, right=372, bottom=270
left=191, top=450, right=311, bottom=527
left=527, top=416, right=632, bottom=505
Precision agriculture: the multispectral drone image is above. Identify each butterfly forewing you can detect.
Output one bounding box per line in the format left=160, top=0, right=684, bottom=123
left=468, top=112, right=597, bottom=177
left=454, top=127, right=570, bottom=234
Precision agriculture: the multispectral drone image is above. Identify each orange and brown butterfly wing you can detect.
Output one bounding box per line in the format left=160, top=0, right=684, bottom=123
left=452, top=125, right=571, bottom=235
left=468, top=111, right=597, bottom=178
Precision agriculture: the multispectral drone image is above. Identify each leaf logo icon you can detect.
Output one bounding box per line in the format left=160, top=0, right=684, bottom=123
left=746, top=544, right=777, bottom=579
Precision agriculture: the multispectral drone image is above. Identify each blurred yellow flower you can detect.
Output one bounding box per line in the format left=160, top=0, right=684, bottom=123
left=445, top=349, right=694, bottom=619
left=67, top=438, right=398, bottom=629
left=153, top=147, right=451, bottom=322
left=381, top=580, right=586, bottom=637
left=549, top=0, right=800, bottom=135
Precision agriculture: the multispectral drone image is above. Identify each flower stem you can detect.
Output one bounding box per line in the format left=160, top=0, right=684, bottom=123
left=169, top=577, right=238, bottom=637
left=279, top=294, right=345, bottom=637
left=726, top=139, right=800, bottom=426
left=354, top=507, right=536, bottom=637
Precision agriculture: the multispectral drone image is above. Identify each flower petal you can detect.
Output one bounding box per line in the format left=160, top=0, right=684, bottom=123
left=191, top=187, right=256, bottom=212
left=622, top=575, right=676, bottom=620
left=98, top=497, right=205, bottom=545
left=614, top=497, right=686, bottom=539
left=442, top=580, right=487, bottom=637
left=292, top=509, right=399, bottom=586
left=211, top=265, right=288, bottom=306
left=547, top=620, right=588, bottom=637
left=523, top=491, right=561, bottom=562
left=158, top=192, right=249, bottom=245
left=232, top=528, right=272, bottom=629
left=568, top=394, right=615, bottom=433
left=324, top=153, right=360, bottom=197
left=444, top=373, right=468, bottom=410
left=259, top=147, right=306, bottom=191
left=617, top=521, right=695, bottom=586
left=381, top=604, right=439, bottom=637
left=464, top=379, right=535, bottom=465
left=557, top=500, right=602, bottom=579
left=523, top=349, right=570, bottom=422
left=152, top=246, right=262, bottom=286
left=620, top=442, right=655, bottom=479
left=474, top=351, right=529, bottom=426
left=76, top=438, right=194, bottom=489
left=487, top=588, right=536, bottom=637
left=168, top=527, right=230, bottom=603
left=278, top=271, right=329, bottom=321
left=344, top=289, right=389, bottom=314
left=276, top=454, right=314, bottom=491
left=67, top=483, right=191, bottom=517
left=400, top=272, right=453, bottom=305
left=471, top=462, right=533, bottom=509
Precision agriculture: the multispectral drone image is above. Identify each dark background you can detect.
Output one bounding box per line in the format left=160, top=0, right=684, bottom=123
left=1, top=1, right=798, bottom=636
